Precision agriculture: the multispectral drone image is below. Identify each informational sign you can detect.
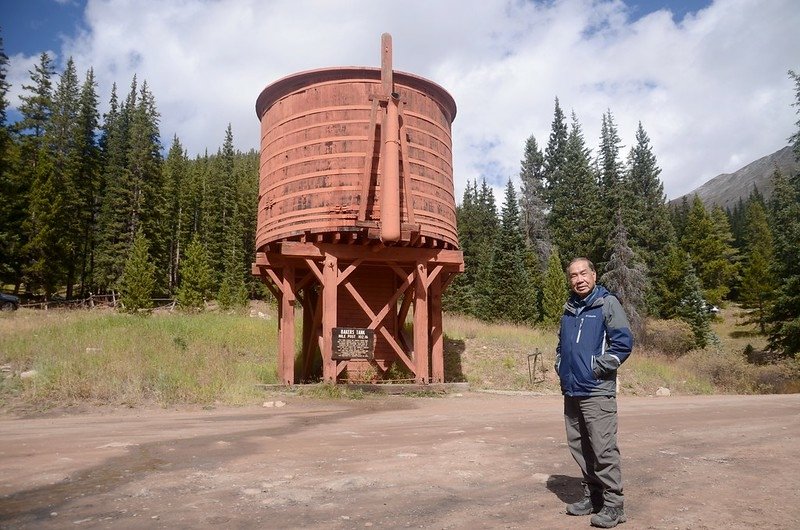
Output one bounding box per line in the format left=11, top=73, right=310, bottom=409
left=332, top=327, right=375, bottom=360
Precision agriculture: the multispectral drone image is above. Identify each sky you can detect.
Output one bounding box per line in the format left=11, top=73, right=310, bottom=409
left=2, top=0, right=799, bottom=201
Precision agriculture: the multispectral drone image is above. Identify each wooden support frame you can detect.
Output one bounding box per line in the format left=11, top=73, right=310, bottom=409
left=252, top=242, right=462, bottom=385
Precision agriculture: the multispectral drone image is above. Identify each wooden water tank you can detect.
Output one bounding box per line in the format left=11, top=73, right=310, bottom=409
left=255, top=67, right=459, bottom=251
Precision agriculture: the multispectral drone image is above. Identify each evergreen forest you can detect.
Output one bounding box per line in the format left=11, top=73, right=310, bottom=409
left=0, top=38, right=798, bottom=359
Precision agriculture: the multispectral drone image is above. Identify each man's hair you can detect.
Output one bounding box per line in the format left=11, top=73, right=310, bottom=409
left=566, top=257, right=595, bottom=273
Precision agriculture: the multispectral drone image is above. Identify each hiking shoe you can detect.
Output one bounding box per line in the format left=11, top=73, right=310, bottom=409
left=590, top=505, right=626, bottom=528
left=565, top=496, right=601, bottom=516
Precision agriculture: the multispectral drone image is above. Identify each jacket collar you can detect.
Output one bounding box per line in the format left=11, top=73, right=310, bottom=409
left=565, top=285, right=608, bottom=315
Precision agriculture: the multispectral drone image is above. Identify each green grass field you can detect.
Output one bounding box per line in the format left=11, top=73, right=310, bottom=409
left=1, top=302, right=797, bottom=411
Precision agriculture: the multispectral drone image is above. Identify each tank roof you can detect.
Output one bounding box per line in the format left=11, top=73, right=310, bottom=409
left=255, top=67, right=457, bottom=124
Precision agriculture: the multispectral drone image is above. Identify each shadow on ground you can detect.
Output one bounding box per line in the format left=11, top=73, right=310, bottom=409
left=546, top=474, right=584, bottom=504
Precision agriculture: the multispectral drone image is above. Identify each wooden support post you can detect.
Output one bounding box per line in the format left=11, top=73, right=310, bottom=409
left=279, top=266, right=296, bottom=384
left=300, top=287, right=313, bottom=381
left=322, top=254, right=338, bottom=382
left=430, top=272, right=444, bottom=383
left=414, top=260, right=429, bottom=383
left=301, top=288, right=322, bottom=381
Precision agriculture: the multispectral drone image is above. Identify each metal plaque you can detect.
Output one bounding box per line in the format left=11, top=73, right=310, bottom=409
left=332, top=327, right=375, bottom=360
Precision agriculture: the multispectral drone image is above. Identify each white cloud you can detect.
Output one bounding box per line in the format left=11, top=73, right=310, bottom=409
left=6, top=0, right=799, bottom=200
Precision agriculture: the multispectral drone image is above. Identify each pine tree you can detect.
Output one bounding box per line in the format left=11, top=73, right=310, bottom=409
left=47, top=58, right=83, bottom=298
left=676, top=262, right=713, bottom=349
left=486, top=180, right=537, bottom=323
left=233, top=149, right=260, bottom=297
left=739, top=200, right=776, bottom=332
left=71, top=68, right=101, bottom=297
left=768, top=167, right=800, bottom=276
left=543, top=97, right=568, bottom=206
left=444, top=180, right=479, bottom=314
left=727, top=186, right=764, bottom=253
left=518, top=134, right=550, bottom=266
left=596, top=110, right=628, bottom=246
left=790, top=69, right=800, bottom=160
left=218, top=204, right=248, bottom=310
left=708, top=205, right=740, bottom=301
left=471, top=180, right=499, bottom=320
left=177, top=234, right=213, bottom=311
left=118, top=232, right=155, bottom=313
left=202, top=125, right=238, bottom=285
left=766, top=163, right=800, bottom=356
left=0, top=31, right=24, bottom=289
left=541, top=247, right=568, bottom=325
left=95, top=80, right=134, bottom=290
left=600, top=211, right=648, bottom=341
left=523, top=243, right=543, bottom=323
left=128, top=80, right=166, bottom=291
left=651, top=243, right=691, bottom=319
left=548, top=112, right=602, bottom=266
left=95, top=78, right=166, bottom=293
left=625, top=122, right=675, bottom=298
left=669, top=196, right=691, bottom=242
left=680, top=196, right=737, bottom=305
left=163, top=135, right=190, bottom=292
left=18, top=53, right=58, bottom=297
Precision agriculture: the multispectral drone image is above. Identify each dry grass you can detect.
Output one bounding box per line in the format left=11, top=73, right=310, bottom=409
left=443, top=313, right=560, bottom=392
left=0, top=303, right=278, bottom=409
left=445, top=306, right=799, bottom=396
left=1, top=302, right=797, bottom=411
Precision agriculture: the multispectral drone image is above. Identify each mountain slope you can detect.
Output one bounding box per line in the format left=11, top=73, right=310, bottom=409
left=672, top=146, right=799, bottom=209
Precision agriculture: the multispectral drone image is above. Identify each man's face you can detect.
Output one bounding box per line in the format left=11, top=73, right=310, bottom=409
left=568, top=260, right=596, bottom=299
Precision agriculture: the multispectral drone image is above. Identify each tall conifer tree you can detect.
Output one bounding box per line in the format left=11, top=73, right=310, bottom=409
left=626, top=123, right=674, bottom=259
left=543, top=97, right=568, bottom=206
left=0, top=31, right=24, bottom=289
left=600, top=211, right=648, bottom=340
left=19, top=54, right=61, bottom=297
left=472, top=180, right=499, bottom=320
left=548, top=112, right=602, bottom=266
left=596, top=110, right=627, bottom=239
left=518, top=134, right=550, bottom=266
left=739, top=200, right=775, bottom=332
left=163, top=135, right=190, bottom=292
left=680, top=196, right=737, bottom=304
left=95, top=80, right=135, bottom=290
left=128, top=80, right=166, bottom=290
left=72, top=68, right=101, bottom=296
left=766, top=164, right=800, bottom=355
left=486, top=180, right=537, bottom=323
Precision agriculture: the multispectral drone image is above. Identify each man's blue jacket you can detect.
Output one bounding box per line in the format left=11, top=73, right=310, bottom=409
left=555, top=285, right=633, bottom=397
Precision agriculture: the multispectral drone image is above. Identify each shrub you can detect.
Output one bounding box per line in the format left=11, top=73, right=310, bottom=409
left=642, top=318, right=695, bottom=356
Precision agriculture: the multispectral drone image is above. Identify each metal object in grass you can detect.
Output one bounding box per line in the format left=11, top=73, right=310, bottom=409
left=528, top=349, right=545, bottom=384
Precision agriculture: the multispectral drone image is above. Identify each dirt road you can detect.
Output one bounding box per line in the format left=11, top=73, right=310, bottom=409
left=1, top=393, right=798, bottom=529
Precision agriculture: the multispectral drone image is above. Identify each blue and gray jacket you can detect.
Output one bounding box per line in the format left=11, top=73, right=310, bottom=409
left=555, top=285, right=633, bottom=397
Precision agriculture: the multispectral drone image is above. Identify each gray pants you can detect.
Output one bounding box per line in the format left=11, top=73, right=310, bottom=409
left=564, top=395, right=624, bottom=508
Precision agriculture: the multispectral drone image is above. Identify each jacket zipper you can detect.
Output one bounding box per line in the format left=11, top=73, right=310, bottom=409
left=576, top=317, right=584, bottom=343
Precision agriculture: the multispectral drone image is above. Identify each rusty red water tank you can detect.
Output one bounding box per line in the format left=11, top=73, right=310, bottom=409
left=254, top=67, right=458, bottom=251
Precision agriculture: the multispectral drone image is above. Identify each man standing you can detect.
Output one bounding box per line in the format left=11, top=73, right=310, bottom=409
left=555, top=257, right=633, bottom=528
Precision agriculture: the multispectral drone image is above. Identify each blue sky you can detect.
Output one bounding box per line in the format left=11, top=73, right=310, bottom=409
left=2, top=0, right=798, bottom=200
